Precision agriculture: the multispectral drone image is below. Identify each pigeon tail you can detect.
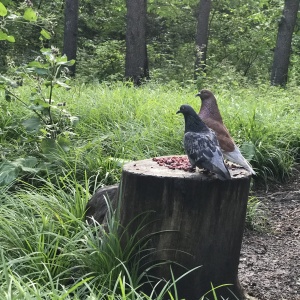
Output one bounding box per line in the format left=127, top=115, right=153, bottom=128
left=223, top=145, right=256, bottom=175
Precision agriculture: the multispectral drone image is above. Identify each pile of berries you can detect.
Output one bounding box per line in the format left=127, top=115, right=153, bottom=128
left=152, top=156, right=193, bottom=172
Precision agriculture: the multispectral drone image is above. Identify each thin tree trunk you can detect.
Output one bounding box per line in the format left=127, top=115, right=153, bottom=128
left=125, top=0, right=149, bottom=86
left=270, top=0, right=299, bottom=86
left=63, top=0, right=79, bottom=76
left=195, top=0, right=212, bottom=77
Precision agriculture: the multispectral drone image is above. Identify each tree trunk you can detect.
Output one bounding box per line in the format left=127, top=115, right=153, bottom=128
left=125, top=0, right=149, bottom=86
left=195, top=0, right=212, bottom=76
left=270, top=0, right=299, bottom=86
left=118, top=156, right=250, bottom=300
left=63, top=0, right=79, bottom=76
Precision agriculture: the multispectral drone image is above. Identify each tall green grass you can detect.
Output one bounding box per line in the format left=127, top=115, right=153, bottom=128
left=1, top=81, right=299, bottom=186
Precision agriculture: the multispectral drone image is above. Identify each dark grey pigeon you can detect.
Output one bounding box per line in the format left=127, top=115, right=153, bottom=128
left=177, top=104, right=231, bottom=180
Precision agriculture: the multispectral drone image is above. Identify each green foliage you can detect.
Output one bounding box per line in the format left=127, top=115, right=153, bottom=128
left=0, top=2, right=8, bottom=17
left=246, top=196, right=268, bottom=231
left=208, top=0, right=282, bottom=80
left=77, top=40, right=125, bottom=83
left=0, top=0, right=296, bottom=85
left=3, top=47, right=76, bottom=138
left=23, top=7, right=37, bottom=22
left=0, top=47, right=79, bottom=186
left=0, top=1, right=57, bottom=73
left=0, top=176, right=239, bottom=299
left=1, top=81, right=299, bottom=189
left=74, top=0, right=288, bottom=84
left=0, top=156, right=38, bottom=186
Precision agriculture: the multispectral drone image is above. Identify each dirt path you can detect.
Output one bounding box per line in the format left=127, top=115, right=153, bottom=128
left=239, top=165, right=300, bottom=300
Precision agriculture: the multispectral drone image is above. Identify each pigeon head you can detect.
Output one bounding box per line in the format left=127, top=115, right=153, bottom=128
left=176, top=104, right=198, bottom=116
left=196, top=89, right=222, bottom=122
left=195, top=89, right=214, bottom=101
left=177, top=104, right=209, bottom=133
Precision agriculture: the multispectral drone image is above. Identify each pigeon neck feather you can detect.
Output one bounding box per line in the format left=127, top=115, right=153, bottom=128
left=184, top=114, right=209, bottom=133
left=199, top=98, right=224, bottom=124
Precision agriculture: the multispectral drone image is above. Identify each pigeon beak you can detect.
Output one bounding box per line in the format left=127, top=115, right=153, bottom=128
left=195, top=92, right=201, bottom=97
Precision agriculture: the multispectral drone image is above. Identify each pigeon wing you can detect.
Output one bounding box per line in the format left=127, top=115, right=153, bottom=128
left=184, top=131, right=230, bottom=180
left=184, top=132, right=217, bottom=166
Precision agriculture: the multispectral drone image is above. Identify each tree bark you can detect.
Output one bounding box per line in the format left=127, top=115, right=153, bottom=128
left=270, top=0, right=299, bottom=86
left=118, top=156, right=250, bottom=300
left=63, top=0, right=79, bottom=76
left=195, top=0, right=212, bottom=76
left=125, top=0, right=149, bottom=86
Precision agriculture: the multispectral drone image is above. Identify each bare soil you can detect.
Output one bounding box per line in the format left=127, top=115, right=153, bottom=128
left=239, top=165, right=300, bottom=300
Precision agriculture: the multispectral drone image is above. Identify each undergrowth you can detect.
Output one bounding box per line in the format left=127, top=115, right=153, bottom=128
left=0, top=177, right=238, bottom=299
left=0, top=81, right=299, bottom=188
left=245, top=196, right=269, bottom=231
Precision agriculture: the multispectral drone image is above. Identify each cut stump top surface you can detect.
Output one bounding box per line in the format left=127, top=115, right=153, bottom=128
left=124, top=155, right=251, bottom=180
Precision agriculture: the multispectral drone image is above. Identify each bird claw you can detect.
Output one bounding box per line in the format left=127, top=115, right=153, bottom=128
left=189, top=166, right=196, bottom=172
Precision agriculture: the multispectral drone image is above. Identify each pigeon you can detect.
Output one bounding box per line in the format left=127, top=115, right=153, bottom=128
left=196, top=89, right=256, bottom=175
left=176, top=104, right=231, bottom=180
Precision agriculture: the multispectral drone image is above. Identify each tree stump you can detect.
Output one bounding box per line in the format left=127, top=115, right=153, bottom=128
left=118, top=155, right=251, bottom=300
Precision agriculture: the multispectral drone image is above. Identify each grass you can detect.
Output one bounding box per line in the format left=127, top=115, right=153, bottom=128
left=1, top=81, right=300, bottom=187
left=0, top=80, right=299, bottom=298
left=245, top=196, right=269, bottom=231
left=0, top=176, right=237, bottom=299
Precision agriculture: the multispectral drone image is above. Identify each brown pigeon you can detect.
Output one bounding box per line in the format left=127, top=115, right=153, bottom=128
left=196, top=89, right=256, bottom=175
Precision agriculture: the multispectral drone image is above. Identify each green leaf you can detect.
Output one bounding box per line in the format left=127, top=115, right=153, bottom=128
left=0, top=0, right=11, bottom=6
left=23, top=8, right=37, bottom=22
left=44, top=81, right=52, bottom=87
left=11, top=157, right=39, bottom=174
left=0, top=157, right=39, bottom=186
left=27, top=67, right=49, bottom=75
left=40, top=48, right=52, bottom=55
left=22, top=116, right=41, bottom=132
left=27, top=61, right=48, bottom=68
left=0, top=75, right=18, bottom=87
left=56, top=56, right=68, bottom=63
left=69, top=116, right=79, bottom=126
left=40, top=28, right=51, bottom=40
left=35, top=68, right=50, bottom=75
left=40, top=138, right=57, bottom=154
left=0, top=162, right=18, bottom=186
left=57, top=136, right=71, bottom=152
left=241, top=141, right=256, bottom=161
left=0, top=31, right=8, bottom=41
left=64, top=59, right=75, bottom=66
left=6, top=35, right=15, bottom=43
left=56, top=56, right=75, bottom=66
left=28, top=103, right=49, bottom=112
left=0, top=3, right=7, bottom=17
left=54, top=80, right=71, bottom=89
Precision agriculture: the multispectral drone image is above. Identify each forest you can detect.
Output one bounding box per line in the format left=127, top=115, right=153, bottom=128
left=0, top=0, right=299, bottom=299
